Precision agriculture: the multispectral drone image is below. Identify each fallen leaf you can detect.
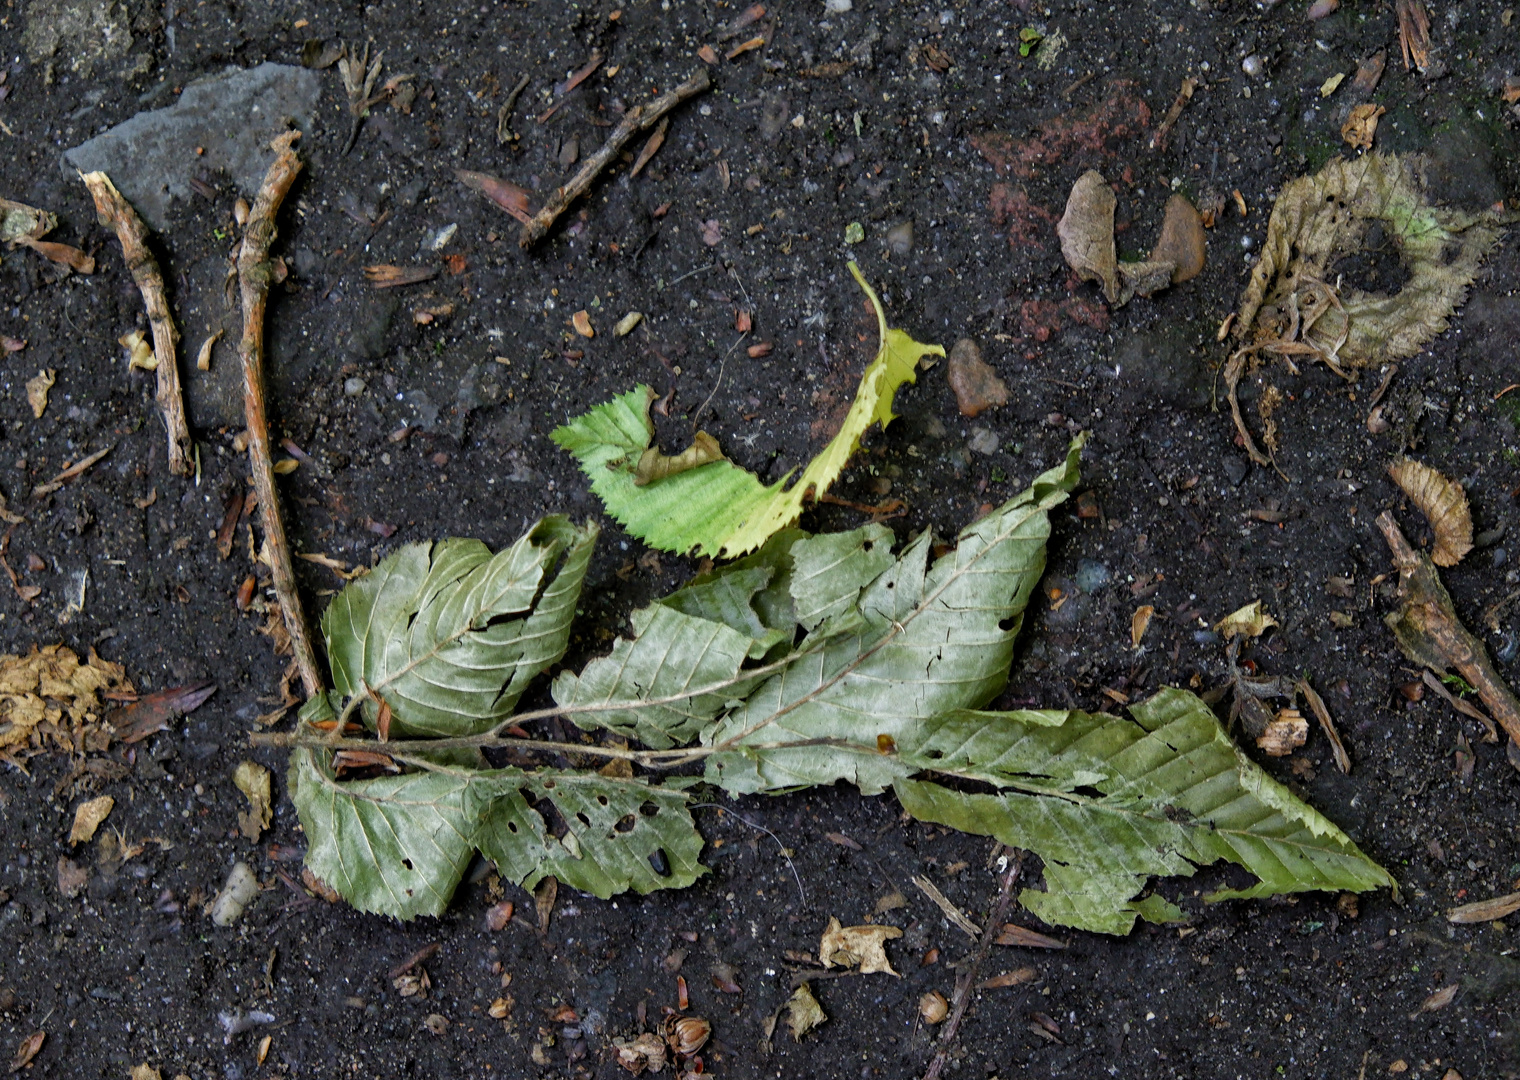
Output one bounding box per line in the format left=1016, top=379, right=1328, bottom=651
left=1388, top=457, right=1472, bottom=566
left=873, top=889, right=907, bottom=913
left=485, top=900, right=515, bottom=931
left=1297, top=678, right=1352, bottom=774
left=234, top=761, right=273, bottom=841
left=0, top=337, right=24, bottom=352
left=1256, top=709, right=1308, bottom=756
left=1342, top=103, right=1386, bottom=149
left=364, top=265, right=439, bottom=288
left=919, top=990, right=949, bottom=1023
left=946, top=338, right=1009, bottom=417
left=301, top=866, right=340, bottom=902
left=612, top=1032, right=667, bottom=1074
left=24, top=369, right=54, bottom=420
left=1233, top=154, right=1514, bottom=371
left=1132, top=605, right=1155, bottom=649
left=784, top=982, right=826, bottom=1040
left=68, top=795, right=114, bottom=845
left=994, top=924, right=1067, bottom=949
left=1057, top=170, right=1119, bottom=304
left=819, top=916, right=903, bottom=975
left=629, top=117, right=669, bottom=179
left=0, top=644, right=131, bottom=754
left=56, top=856, right=88, bottom=898
left=1214, top=600, right=1278, bottom=640
left=18, top=237, right=94, bottom=274
left=8, top=1030, right=44, bottom=1073
left=1352, top=52, right=1387, bottom=93
left=455, top=169, right=534, bottom=224
left=1447, top=890, right=1520, bottom=923
left=1150, top=195, right=1206, bottom=284
left=634, top=431, right=726, bottom=486
left=825, top=831, right=862, bottom=850
left=110, top=680, right=217, bottom=744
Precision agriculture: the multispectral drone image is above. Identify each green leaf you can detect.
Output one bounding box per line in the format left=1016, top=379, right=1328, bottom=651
left=703, top=438, right=1085, bottom=796
left=551, top=262, right=944, bottom=557
left=892, top=688, right=1395, bottom=934
left=322, top=517, right=596, bottom=737
left=478, top=771, right=707, bottom=898
left=288, top=747, right=488, bottom=919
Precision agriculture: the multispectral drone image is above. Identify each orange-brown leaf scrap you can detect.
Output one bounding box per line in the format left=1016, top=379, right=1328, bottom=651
left=1341, top=103, right=1385, bottom=150
left=1388, top=457, right=1472, bottom=566
left=9, top=1030, right=45, bottom=1072
left=364, top=265, right=439, bottom=288
left=454, top=169, right=534, bottom=224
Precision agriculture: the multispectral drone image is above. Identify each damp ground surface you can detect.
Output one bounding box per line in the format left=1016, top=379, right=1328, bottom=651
left=2, top=0, right=1520, bottom=1077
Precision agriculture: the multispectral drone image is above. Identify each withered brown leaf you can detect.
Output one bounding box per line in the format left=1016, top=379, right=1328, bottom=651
left=1388, top=457, right=1472, bottom=567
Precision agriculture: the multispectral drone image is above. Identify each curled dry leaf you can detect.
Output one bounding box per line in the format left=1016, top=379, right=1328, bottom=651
left=1214, top=600, right=1278, bottom=640
left=612, top=1032, right=667, bottom=1075
left=234, top=760, right=274, bottom=841
left=918, top=991, right=949, bottom=1024
left=1446, top=889, right=1520, bottom=924
left=1256, top=709, right=1308, bottom=756
left=819, top=916, right=903, bottom=975
left=784, top=982, right=827, bottom=1041
left=1057, top=170, right=1119, bottom=304
left=68, top=795, right=114, bottom=845
left=993, top=924, right=1066, bottom=949
left=363, top=265, right=438, bottom=288
left=1388, top=457, right=1472, bottom=567
left=1418, top=984, right=1459, bottom=1013
left=9, top=1030, right=44, bottom=1073
left=1342, top=103, right=1385, bottom=150
left=25, top=369, right=54, bottom=419
left=0, top=644, right=131, bottom=754
left=120, top=329, right=156, bottom=371
left=1150, top=195, right=1206, bottom=284
left=18, top=238, right=95, bottom=274
left=1131, top=605, right=1155, bottom=649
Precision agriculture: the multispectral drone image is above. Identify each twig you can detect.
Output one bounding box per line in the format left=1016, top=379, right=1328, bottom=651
left=520, top=69, right=712, bottom=248
left=911, top=875, right=981, bottom=939
left=1377, top=511, right=1520, bottom=750
left=79, top=172, right=193, bottom=476
left=922, top=851, right=1022, bottom=1080
left=236, top=131, right=324, bottom=700
left=1148, top=75, right=1199, bottom=152
left=496, top=73, right=531, bottom=145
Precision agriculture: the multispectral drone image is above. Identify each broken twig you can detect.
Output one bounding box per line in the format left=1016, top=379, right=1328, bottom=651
left=922, top=851, right=1021, bottom=1080
left=80, top=171, right=193, bottom=476
left=519, top=69, right=712, bottom=248
left=236, top=131, right=324, bottom=700
left=1377, top=511, right=1520, bottom=751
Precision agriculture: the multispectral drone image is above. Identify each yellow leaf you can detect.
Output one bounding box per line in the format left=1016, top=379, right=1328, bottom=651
left=819, top=916, right=903, bottom=976
left=1214, top=600, right=1278, bottom=640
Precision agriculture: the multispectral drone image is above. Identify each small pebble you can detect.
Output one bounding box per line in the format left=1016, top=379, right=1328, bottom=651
left=344, top=377, right=367, bottom=397
left=967, top=428, right=1000, bottom=456
left=1241, top=55, right=1264, bottom=77
left=886, top=220, right=914, bottom=255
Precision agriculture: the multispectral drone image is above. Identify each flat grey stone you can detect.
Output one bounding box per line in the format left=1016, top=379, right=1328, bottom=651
left=62, top=62, right=322, bottom=230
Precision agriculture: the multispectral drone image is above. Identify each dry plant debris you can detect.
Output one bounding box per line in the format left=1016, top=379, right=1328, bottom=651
left=1215, top=600, right=1278, bottom=640
left=80, top=171, right=193, bottom=475
left=1447, top=890, right=1520, bottom=924
left=0, top=196, right=92, bottom=274
left=24, top=369, right=54, bottom=419
left=9, top=1030, right=44, bottom=1072
left=1387, top=457, right=1473, bottom=566
left=1057, top=171, right=1206, bottom=308
left=784, top=983, right=826, bottom=1040
left=0, top=644, right=131, bottom=762
left=234, top=761, right=274, bottom=840
left=1342, top=103, right=1385, bottom=149
left=818, top=917, right=903, bottom=975
left=1226, top=154, right=1514, bottom=465
left=1378, top=511, right=1520, bottom=758
left=1257, top=708, right=1308, bottom=756
left=68, top=795, right=114, bottom=844
left=946, top=338, right=1009, bottom=418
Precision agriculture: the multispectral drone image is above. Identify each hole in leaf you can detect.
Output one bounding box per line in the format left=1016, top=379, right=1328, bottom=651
left=998, top=615, right=1020, bottom=632
left=614, top=814, right=637, bottom=833
left=542, top=779, right=557, bottom=790
left=402, top=858, right=414, bottom=871
left=576, top=812, right=592, bottom=829
left=639, top=801, right=660, bottom=817
left=648, top=848, right=670, bottom=877
left=507, top=820, right=519, bottom=834
left=597, top=794, right=609, bottom=807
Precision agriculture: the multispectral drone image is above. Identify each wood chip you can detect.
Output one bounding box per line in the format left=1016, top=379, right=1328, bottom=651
left=33, top=444, right=113, bottom=496
left=1297, top=678, right=1351, bottom=773
left=1446, top=890, right=1520, bottom=924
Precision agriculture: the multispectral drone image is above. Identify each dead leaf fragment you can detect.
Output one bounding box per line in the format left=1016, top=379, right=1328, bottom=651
left=1342, top=103, right=1385, bottom=150
left=635, top=432, right=726, bottom=486
left=1214, top=600, right=1278, bottom=640
left=195, top=330, right=222, bottom=372
left=119, top=329, right=156, bottom=371
left=455, top=169, right=534, bottom=225
left=1150, top=195, right=1206, bottom=284
left=1131, top=605, right=1155, bottom=649
left=0, top=644, right=131, bottom=753
left=8, top=1030, right=44, bottom=1073
left=234, top=761, right=273, bottom=841
left=69, top=795, right=114, bottom=845
left=612, top=1032, right=668, bottom=1074
left=1418, top=984, right=1459, bottom=1012
left=1447, top=890, right=1520, bottom=924
left=535, top=875, right=557, bottom=933
left=977, top=967, right=1038, bottom=989
left=994, top=924, right=1067, bottom=949
left=572, top=310, right=594, bottom=338
left=784, top=982, right=826, bottom=1040
left=946, top=338, right=1009, bottom=418
left=0, top=197, right=56, bottom=245
left=1256, top=708, right=1308, bottom=756
left=363, top=265, right=438, bottom=288
left=1057, top=170, right=1118, bottom=304
left=1388, top=457, right=1472, bottom=567
left=918, top=991, right=948, bottom=1024
left=18, top=237, right=94, bottom=274
left=129, top=1065, right=162, bottom=1080
left=819, top=916, right=903, bottom=975
left=109, top=680, right=217, bottom=744
left=25, top=369, right=54, bottom=419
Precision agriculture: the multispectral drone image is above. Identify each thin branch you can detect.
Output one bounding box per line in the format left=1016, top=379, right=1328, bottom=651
left=519, top=69, right=712, bottom=248
left=236, top=131, right=324, bottom=700
left=79, top=171, right=193, bottom=476
left=922, top=852, right=1022, bottom=1080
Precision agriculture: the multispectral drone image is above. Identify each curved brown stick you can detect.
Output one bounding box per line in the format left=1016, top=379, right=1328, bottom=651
left=79, top=171, right=193, bottom=476
left=519, top=68, right=712, bottom=249
left=236, top=131, right=324, bottom=700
